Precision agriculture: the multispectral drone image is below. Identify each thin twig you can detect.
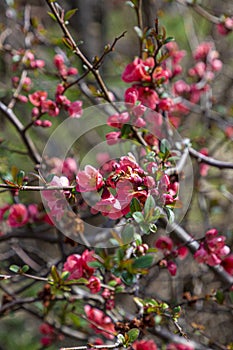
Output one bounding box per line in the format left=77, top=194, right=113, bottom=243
left=0, top=101, right=41, bottom=164
left=0, top=184, right=75, bottom=191
left=175, top=0, right=220, bottom=24
left=189, top=147, right=233, bottom=169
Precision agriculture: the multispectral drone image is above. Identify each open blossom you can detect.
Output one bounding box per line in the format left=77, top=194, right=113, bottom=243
left=63, top=250, right=96, bottom=280
left=84, top=305, right=115, bottom=339
left=63, top=254, right=83, bottom=280
left=29, top=91, right=47, bottom=106
left=155, top=236, right=173, bottom=253
left=41, top=99, right=59, bottom=117
left=122, top=57, right=154, bottom=83
left=133, top=340, right=157, bottom=350
left=91, top=190, right=125, bottom=220
left=87, top=276, right=101, bottom=293
left=194, top=229, right=231, bottom=267
left=76, top=165, right=104, bottom=192
left=42, top=176, right=70, bottom=221
left=7, top=204, right=29, bottom=227
left=132, top=85, right=159, bottom=109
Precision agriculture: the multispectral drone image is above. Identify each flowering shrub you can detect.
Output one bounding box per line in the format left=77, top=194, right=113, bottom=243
left=0, top=1, right=232, bottom=350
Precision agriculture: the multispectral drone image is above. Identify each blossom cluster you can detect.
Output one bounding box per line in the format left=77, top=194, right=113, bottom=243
left=63, top=250, right=101, bottom=293
left=173, top=42, right=222, bottom=118
left=155, top=236, right=189, bottom=276
left=75, top=154, right=179, bottom=221
left=194, top=228, right=233, bottom=275
left=39, top=323, right=63, bottom=346
left=11, top=51, right=83, bottom=127
left=0, top=203, right=49, bottom=231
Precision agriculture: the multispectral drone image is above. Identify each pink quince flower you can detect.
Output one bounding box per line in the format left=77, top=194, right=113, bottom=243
left=29, top=91, right=47, bottom=106
left=68, top=100, right=83, bottom=118
left=87, top=276, right=101, bottom=293
left=62, top=157, right=78, bottom=180
left=221, top=254, right=233, bottom=275
left=122, top=57, right=154, bottom=83
left=63, top=254, right=83, bottom=280
left=167, top=260, right=177, bottom=276
left=155, top=236, right=173, bottom=252
left=217, top=17, right=233, bottom=35
left=132, top=340, right=157, bottom=350
left=42, top=175, right=70, bottom=221
left=106, top=131, right=121, bottom=145
left=91, top=191, right=124, bottom=220
left=41, top=99, right=59, bottom=117
left=76, top=165, right=104, bottom=192
left=136, top=86, right=159, bottom=109
left=7, top=203, right=29, bottom=227
left=107, top=112, right=130, bottom=128
left=84, top=305, right=115, bottom=339
left=125, top=86, right=139, bottom=104
left=81, top=249, right=96, bottom=278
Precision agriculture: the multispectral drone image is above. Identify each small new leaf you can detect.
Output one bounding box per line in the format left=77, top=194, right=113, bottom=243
left=134, top=26, right=143, bottom=39
left=21, top=265, right=29, bottom=273
left=164, top=36, right=175, bottom=44
left=144, top=195, right=155, bottom=221
left=64, top=9, right=78, bottom=21
left=16, top=170, right=25, bottom=186
left=127, top=328, right=140, bottom=343
left=132, top=211, right=145, bottom=224
left=47, top=11, right=57, bottom=21
left=132, top=254, right=153, bottom=269
left=130, top=197, right=142, bottom=213
left=9, top=265, right=20, bottom=273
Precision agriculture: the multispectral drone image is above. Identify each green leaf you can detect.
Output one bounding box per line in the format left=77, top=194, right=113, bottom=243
left=132, top=254, right=153, bottom=269
left=108, top=280, right=118, bottom=287
left=215, top=290, right=225, bottom=304
left=130, top=197, right=142, bottom=213
left=50, top=265, right=60, bottom=283
left=64, top=8, right=78, bottom=21
left=21, top=265, right=29, bottom=273
left=144, top=195, right=155, bottom=221
left=134, top=26, right=143, bottom=39
left=16, top=170, right=25, bottom=186
left=160, top=138, right=171, bottom=155
left=132, top=211, right=145, bottom=224
left=121, top=124, right=132, bottom=138
left=46, top=173, right=55, bottom=183
left=127, top=328, right=140, bottom=342
left=9, top=265, right=20, bottom=273
left=164, top=36, right=175, bottom=44
left=166, top=207, right=175, bottom=224
left=47, top=11, right=57, bottom=21
left=121, top=271, right=136, bottom=286
left=122, top=225, right=135, bottom=244
left=87, top=261, right=103, bottom=268
left=61, top=271, right=70, bottom=281
left=134, top=233, right=142, bottom=245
